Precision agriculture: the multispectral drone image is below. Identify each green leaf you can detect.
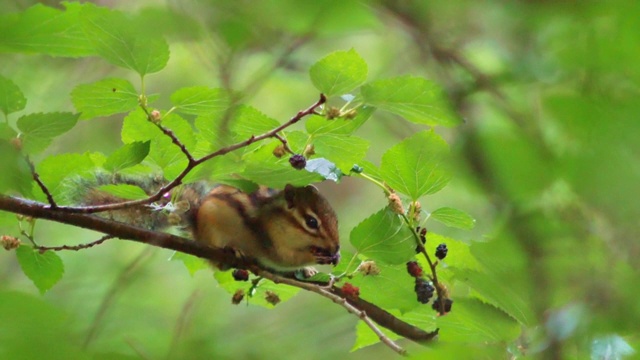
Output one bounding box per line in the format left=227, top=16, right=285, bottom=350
left=422, top=233, right=481, bottom=272
left=230, top=105, right=280, bottom=140
left=0, top=140, right=32, bottom=196
left=312, top=133, right=369, bottom=173
left=0, top=123, right=17, bottom=140
left=17, top=112, right=80, bottom=153
left=361, top=76, right=460, bottom=126
left=80, top=4, right=168, bottom=76
left=36, top=152, right=95, bottom=203
left=241, top=141, right=323, bottom=188
left=0, top=75, right=26, bottom=116
left=96, top=184, right=148, bottom=200
left=350, top=208, right=416, bottom=265
left=171, top=87, right=230, bottom=116
left=305, top=106, right=375, bottom=135
left=349, top=263, right=420, bottom=313
left=436, top=298, right=521, bottom=343
left=121, top=109, right=156, bottom=143
left=104, top=141, right=150, bottom=173
left=71, top=78, right=138, bottom=120
left=380, top=130, right=451, bottom=199
left=15, top=246, right=64, bottom=294
left=0, top=3, right=94, bottom=57
left=170, top=252, right=209, bottom=277
left=309, top=49, right=368, bottom=97
left=430, top=207, right=476, bottom=230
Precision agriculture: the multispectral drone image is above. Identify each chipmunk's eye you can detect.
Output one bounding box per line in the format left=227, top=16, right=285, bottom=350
left=304, top=214, right=319, bottom=230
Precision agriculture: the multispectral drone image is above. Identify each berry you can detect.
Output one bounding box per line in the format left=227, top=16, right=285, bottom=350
left=289, top=154, right=307, bottom=170
left=414, top=278, right=435, bottom=304
left=232, top=269, right=249, bottom=281
left=231, top=289, right=245, bottom=305
left=435, top=243, right=448, bottom=260
left=265, top=290, right=281, bottom=306
left=406, top=261, right=423, bottom=278
left=341, top=282, right=360, bottom=299
left=432, top=297, right=453, bottom=313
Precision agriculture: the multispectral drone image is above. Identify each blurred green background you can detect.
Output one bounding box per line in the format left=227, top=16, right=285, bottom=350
left=1, top=0, right=639, bottom=358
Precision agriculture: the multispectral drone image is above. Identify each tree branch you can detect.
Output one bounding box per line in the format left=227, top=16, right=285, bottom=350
left=0, top=193, right=436, bottom=347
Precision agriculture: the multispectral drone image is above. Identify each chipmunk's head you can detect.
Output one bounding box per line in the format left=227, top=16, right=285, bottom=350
left=260, top=184, right=340, bottom=270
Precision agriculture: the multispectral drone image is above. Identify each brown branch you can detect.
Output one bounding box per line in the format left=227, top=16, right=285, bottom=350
left=153, top=122, right=196, bottom=164
left=34, top=235, right=113, bottom=252
left=0, top=193, right=436, bottom=346
left=53, top=94, right=326, bottom=215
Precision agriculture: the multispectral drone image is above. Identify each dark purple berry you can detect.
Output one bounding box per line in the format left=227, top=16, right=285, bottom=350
left=289, top=154, right=307, bottom=170
left=435, top=243, right=448, bottom=260
left=406, top=261, right=423, bottom=278
left=414, top=278, right=435, bottom=304
left=432, top=297, right=453, bottom=313
left=232, top=269, right=249, bottom=281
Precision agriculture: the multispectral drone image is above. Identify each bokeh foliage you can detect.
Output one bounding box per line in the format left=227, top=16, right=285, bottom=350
left=1, top=0, right=639, bottom=359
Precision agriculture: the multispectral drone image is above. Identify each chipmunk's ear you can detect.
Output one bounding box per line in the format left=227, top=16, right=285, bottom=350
left=284, top=184, right=296, bottom=209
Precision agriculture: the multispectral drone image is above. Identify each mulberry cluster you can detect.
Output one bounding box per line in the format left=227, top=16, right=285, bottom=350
left=288, top=154, right=307, bottom=170
left=432, top=297, right=453, bottom=313
left=435, top=243, right=448, bottom=260
left=414, top=278, right=435, bottom=304
left=406, top=261, right=423, bottom=278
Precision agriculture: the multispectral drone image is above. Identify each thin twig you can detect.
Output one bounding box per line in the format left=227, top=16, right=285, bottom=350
left=34, top=235, right=113, bottom=252
left=152, top=122, right=196, bottom=164
left=54, top=94, right=326, bottom=214
left=273, top=133, right=295, bottom=155
left=25, top=155, right=57, bottom=209
left=254, top=267, right=408, bottom=356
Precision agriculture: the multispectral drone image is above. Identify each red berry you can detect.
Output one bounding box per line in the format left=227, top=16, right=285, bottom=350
left=406, top=261, right=423, bottom=278
left=341, top=282, right=360, bottom=299
left=232, top=269, right=249, bottom=281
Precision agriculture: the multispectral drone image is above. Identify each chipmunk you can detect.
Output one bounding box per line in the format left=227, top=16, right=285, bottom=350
left=76, top=174, right=341, bottom=272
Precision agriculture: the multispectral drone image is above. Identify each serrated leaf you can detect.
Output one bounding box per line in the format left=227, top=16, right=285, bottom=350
left=214, top=271, right=300, bottom=308
left=361, top=76, right=460, bottom=126
left=80, top=4, right=168, bottom=76
left=430, top=207, right=476, bottom=230
left=171, top=87, right=230, bottom=116
left=422, top=233, right=481, bottom=272
left=436, top=298, right=521, bottom=343
left=0, top=140, right=32, bottom=196
left=0, top=75, right=26, bottom=116
left=71, top=78, right=138, bottom=120
left=17, top=112, right=79, bottom=153
left=170, top=251, right=209, bottom=276
left=380, top=130, right=451, bottom=199
left=312, top=134, right=369, bottom=173
left=230, top=105, right=280, bottom=140
left=104, top=141, right=150, bottom=173
left=350, top=208, right=416, bottom=265
left=349, top=263, right=419, bottom=313
left=305, top=106, right=375, bottom=135
left=241, top=141, right=323, bottom=188
left=309, top=49, right=368, bottom=97
left=36, top=152, right=94, bottom=203
left=16, top=246, right=64, bottom=294
left=96, top=184, right=148, bottom=200
left=0, top=3, right=94, bottom=57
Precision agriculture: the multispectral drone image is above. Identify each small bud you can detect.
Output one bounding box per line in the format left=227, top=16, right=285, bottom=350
left=288, top=154, right=306, bottom=170
left=406, top=261, right=423, bottom=278
left=303, top=144, right=315, bottom=157
left=357, top=260, right=381, bottom=276
left=1, top=235, right=21, bottom=251
left=351, top=165, right=364, bottom=174
left=344, top=109, right=358, bottom=119
left=10, top=137, right=22, bottom=151
left=265, top=290, right=281, bottom=306
left=341, top=283, right=360, bottom=300
left=412, top=201, right=422, bottom=222
left=388, top=193, right=405, bottom=215
left=326, top=107, right=341, bottom=119
left=272, top=144, right=287, bottom=158
left=149, top=109, right=162, bottom=123
left=232, top=289, right=245, bottom=305
left=232, top=269, right=250, bottom=281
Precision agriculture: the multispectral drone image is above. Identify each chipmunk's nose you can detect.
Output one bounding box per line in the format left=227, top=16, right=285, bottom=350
left=330, top=245, right=340, bottom=265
